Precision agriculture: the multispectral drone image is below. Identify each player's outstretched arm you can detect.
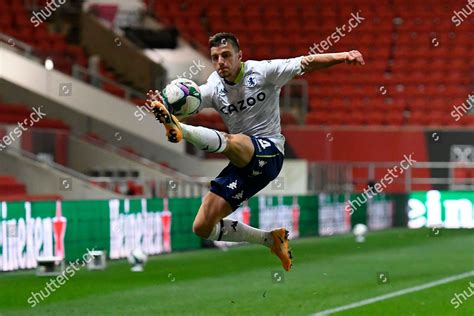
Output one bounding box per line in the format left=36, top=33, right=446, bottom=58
left=301, top=50, right=365, bottom=72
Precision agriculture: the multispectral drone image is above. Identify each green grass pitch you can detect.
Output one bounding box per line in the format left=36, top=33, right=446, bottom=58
left=0, top=228, right=473, bottom=315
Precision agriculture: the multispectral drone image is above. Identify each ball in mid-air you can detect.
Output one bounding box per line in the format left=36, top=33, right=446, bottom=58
left=161, top=78, right=201, bottom=119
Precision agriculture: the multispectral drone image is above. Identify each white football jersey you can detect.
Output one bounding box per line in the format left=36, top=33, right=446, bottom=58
left=199, top=57, right=304, bottom=154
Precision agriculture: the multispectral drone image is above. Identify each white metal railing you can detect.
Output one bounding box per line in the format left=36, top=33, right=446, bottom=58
left=309, top=161, right=474, bottom=192
left=71, top=64, right=145, bottom=100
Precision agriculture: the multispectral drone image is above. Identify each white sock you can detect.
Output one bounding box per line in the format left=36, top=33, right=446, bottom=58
left=207, top=219, right=273, bottom=247
left=180, top=124, right=227, bottom=153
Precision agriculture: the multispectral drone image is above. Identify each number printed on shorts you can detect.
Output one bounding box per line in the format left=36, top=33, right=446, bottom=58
left=258, top=139, right=271, bottom=149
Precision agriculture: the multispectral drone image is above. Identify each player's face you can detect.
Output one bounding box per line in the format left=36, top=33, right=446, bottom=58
left=210, top=43, right=242, bottom=81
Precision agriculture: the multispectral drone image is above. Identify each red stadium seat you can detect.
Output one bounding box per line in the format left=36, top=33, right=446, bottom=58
left=365, top=112, right=384, bottom=125
left=408, top=111, right=430, bottom=125
left=384, top=112, right=405, bottom=126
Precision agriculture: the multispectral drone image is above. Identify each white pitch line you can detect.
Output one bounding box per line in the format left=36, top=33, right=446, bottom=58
left=312, top=270, right=474, bottom=316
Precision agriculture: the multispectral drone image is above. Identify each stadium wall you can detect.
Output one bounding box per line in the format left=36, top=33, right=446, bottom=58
left=283, top=128, right=474, bottom=163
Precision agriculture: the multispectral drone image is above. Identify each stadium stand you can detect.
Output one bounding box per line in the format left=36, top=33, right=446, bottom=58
left=150, top=0, right=474, bottom=126
left=0, top=0, right=472, bottom=196
left=0, top=102, right=70, bottom=130
left=0, top=0, right=132, bottom=97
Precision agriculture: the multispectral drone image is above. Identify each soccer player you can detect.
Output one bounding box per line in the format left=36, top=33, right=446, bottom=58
left=149, top=32, right=364, bottom=271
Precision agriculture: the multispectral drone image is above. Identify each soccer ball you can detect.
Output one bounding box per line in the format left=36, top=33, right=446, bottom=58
left=161, top=78, right=201, bottom=119
left=352, top=224, right=368, bottom=243
left=127, top=248, right=148, bottom=272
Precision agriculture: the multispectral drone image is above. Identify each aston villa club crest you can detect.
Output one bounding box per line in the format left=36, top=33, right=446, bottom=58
left=218, top=87, right=227, bottom=97
left=245, top=75, right=257, bottom=88
left=217, top=87, right=228, bottom=102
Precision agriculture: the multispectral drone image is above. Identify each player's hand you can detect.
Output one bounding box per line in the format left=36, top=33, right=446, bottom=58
left=345, top=50, right=365, bottom=66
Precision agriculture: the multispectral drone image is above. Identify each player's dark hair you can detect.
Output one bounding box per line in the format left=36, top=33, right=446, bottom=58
left=209, top=32, right=240, bottom=52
